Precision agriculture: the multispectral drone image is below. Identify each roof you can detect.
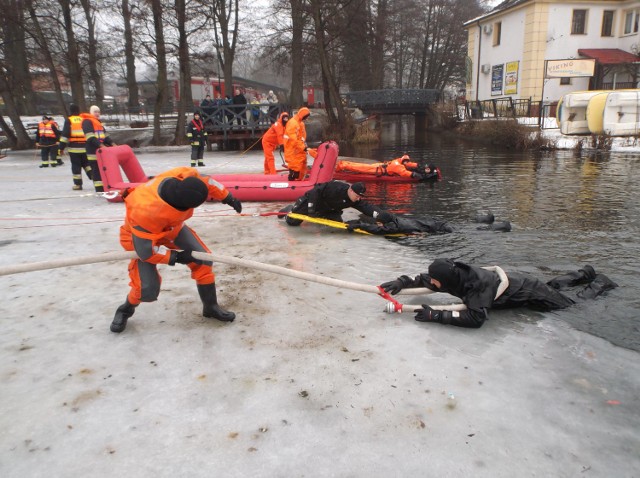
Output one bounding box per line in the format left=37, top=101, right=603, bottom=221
left=463, top=0, right=529, bottom=26
left=578, top=49, right=640, bottom=65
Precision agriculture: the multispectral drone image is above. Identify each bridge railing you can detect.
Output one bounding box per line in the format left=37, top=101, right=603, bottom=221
left=346, top=89, right=440, bottom=110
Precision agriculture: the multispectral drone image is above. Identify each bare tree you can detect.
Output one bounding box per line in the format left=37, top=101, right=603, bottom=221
left=25, top=0, right=68, bottom=115
left=58, top=0, right=87, bottom=109
left=2, top=1, right=36, bottom=114
left=121, top=0, right=140, bottom=109
left=173, top=0, right=192, bottom=143
left=149, top=0, right=168, bottom=145
left=0, top=67, right=32, bottom=148
left=308, top=0, right=349, bottom=131
left=79, top=0, right=104, bottom=107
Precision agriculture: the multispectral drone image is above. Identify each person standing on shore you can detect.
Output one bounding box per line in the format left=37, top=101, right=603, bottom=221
left=82, top=105, right=114, bottom=192
left=186, top=112, right=206, bottom=167
left=59, top=103, right=93, bottom=190
left=35, top=114, right=61, bottom=168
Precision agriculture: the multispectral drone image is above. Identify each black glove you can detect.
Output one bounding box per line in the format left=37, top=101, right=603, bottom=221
left=415, top=305, right=442, bottom=322
left=222, top=192, right=242, bottom=213
left=380, top=275, right=414, bottom=295
left=175, top=250, right=195, bottom=265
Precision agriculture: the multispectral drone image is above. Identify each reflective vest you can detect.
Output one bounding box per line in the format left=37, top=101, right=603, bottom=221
left=62, top=115, right=87, bottom=153
left=81, top=114, right=107, bottom=142
left=68, top=116, right=86, bottom=143
left=38, top=121, right=57, bottom=141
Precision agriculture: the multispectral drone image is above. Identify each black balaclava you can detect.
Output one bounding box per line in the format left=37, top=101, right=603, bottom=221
left=160, top=177, right=208, bottom=210
left=428, top=259, right=459, bottom=288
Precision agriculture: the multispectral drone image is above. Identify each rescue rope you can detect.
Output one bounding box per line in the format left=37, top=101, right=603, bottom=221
left=0, top=250, right=466, bottom=312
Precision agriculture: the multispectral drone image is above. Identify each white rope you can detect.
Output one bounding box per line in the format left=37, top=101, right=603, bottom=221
left=0, top=249, right=444, bottom=297
left=0, top=251, right=509, bottom=315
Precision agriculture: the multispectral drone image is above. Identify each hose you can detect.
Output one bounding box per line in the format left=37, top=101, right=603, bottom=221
left=0, top=250, right=463, bottom=312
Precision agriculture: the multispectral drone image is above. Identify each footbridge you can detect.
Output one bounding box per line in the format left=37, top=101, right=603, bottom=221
left=345, top=89, right=440, bottom=115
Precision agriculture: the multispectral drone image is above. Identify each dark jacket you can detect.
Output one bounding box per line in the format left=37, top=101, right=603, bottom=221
left=293, top=181, right=380, bottom=219
left=407, top=260, right=575, bottom=328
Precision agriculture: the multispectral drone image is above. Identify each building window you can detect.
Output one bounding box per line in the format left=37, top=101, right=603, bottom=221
left=572, top=9, right=587, bottom=34
left=602, top=11, right=614, bottom=37
left=560, top=77, right=571, bottom=85
left=493, top=22, right=502, bottom=46
left=624, top=10, right=639, bottom=35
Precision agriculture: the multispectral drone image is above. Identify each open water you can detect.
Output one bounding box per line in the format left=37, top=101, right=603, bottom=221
left=345, top=121, right=640, bottom=352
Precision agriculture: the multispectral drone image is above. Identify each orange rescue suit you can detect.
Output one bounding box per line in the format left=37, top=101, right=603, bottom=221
left=262, top=112, right=288, bottom=174
left=120, top=167, right=230, bottom=304
left=336, top=157, right=419, bottom=177
left=284, top=107, right=310, bottom=180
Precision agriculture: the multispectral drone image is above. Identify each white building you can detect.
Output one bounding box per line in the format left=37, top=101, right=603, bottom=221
left=464, top=0, right=640, bottom=103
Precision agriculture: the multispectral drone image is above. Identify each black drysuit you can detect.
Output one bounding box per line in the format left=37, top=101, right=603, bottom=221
left=348, top=215, right=454, bottom=235
left=285, top=181, right=380, bottom=225
left=386, top=259, right=616, bottom=328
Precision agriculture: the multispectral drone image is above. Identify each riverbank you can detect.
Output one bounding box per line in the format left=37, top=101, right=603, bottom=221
left=0, top=148, right=638, bottom=477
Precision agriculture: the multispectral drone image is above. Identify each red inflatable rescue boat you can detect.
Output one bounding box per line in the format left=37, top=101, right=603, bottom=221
left=96, top=141, right=339, bottom=203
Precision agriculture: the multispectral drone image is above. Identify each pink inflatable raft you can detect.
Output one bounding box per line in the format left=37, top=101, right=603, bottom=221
left=96, top=141, right=339, bottom=203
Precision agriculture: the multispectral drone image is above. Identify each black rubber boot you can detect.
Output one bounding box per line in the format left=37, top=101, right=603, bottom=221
left=474, top=213, right=494, bottom=224
left=197, top=283, right=235, bottom=322
left=577, top=274, right=618, bottom=300
left=198, top=161, right=205, bottom=166
left=110, top=298, right=137, bottom=333
left=548, top=265, right=597, bottom=290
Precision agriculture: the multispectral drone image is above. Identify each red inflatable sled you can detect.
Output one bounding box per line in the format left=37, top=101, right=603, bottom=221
left=96, top=141, right=339, bottom=203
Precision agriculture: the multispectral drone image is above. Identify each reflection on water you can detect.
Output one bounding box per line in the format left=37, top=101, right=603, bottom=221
left=345, top=119, right=640, bottom=352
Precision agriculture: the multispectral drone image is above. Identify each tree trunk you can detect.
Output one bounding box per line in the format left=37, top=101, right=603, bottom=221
left=371, top=0, right=388, bottom=90
left=2, top=2, right=36, bottom=114
left=174, top=0, right=191, bottom=144
left=309, top=0, right=346, bottom=128
left=25, top=1, right=68, bottom=115
left=80, top=0, right=104, bottom=107
left=59, top=0, right=87, bottom=110
left=289, top=0, right=304, bottom=106
left=122, top=0, right=139, bottom=110
left=212, top=0, right=239, bottom=98
left=0, top=69, right=33, bottom=149
left=150, top=0, right=168, bottom=145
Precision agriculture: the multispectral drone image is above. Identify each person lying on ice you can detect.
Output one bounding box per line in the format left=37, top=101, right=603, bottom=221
left=336, top=154, right=440, bottom=181
left=281, top=181, right=387, bottom=226
left=110, top=167, right=243, bottom=333
left=346, top=211, right=454, bottom=235
left=380, top=258, right=617, bottom=328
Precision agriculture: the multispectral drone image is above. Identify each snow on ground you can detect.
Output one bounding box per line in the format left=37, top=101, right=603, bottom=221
left=0, top=148, right=639, bottom=477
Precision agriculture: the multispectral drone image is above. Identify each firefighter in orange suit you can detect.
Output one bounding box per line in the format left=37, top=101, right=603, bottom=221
left=59, top=103, right=93, bottom=190
left=82, top=105, right=113, bottom=192
left=261, top=111, right=289, bottom=174
left=110, top=167, right=243, bottom=333
left=35, top=114, right=61, bottom=168
left=336, top=154, right=420, bottom=177
left=284, top=107, right=311, bottom=180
